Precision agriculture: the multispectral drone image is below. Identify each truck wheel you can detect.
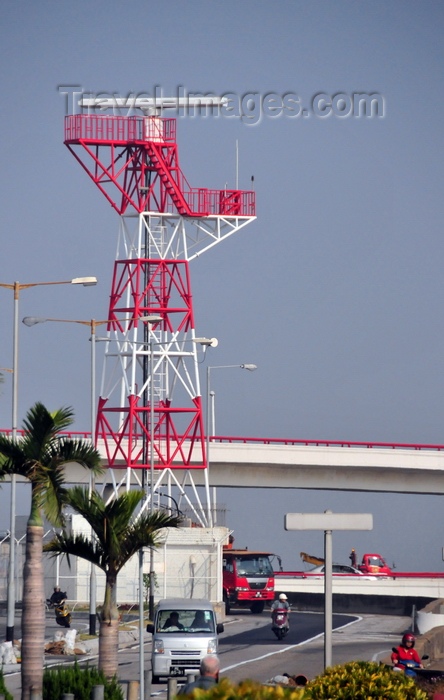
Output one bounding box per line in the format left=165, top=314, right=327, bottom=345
left=151, top=675, right=160, bottom=684
left=250, top=601, right=265, bottom=614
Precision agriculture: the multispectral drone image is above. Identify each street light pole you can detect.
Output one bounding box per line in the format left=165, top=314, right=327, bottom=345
left=141, top=317, right=163, bottom=617
left=205, top=364, right=257, bottom=527
left=139, top=314, right=162, bottom=700
left=0, top=276, right=97, bottom=642
left=138, top=325, right=215, bottom=700
left=89, top=319, right=97, bottom=636
left=9, top=285, right=19, bottom=642
left=22, top=313, right=109, bottom=636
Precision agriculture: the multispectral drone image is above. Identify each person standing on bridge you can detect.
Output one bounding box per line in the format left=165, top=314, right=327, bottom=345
left=349, top=549, right=357, bottom=568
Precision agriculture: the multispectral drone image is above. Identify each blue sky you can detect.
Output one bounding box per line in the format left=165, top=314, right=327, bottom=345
left=1, top=1, right=444, bottom=571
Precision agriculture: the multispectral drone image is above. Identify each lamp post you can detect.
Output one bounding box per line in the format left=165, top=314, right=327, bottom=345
left=22, top=314, right=110, bottom=635
left=135, top=326, right=216, bottom=700
left=205, top=364, right=257, bottom=526
left=137, top=314, right=162, bottom=700
left=0, top=277, right=97, bottom=642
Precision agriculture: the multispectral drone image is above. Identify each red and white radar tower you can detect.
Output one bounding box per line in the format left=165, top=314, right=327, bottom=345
left=64, top=96, right=256, bottom=525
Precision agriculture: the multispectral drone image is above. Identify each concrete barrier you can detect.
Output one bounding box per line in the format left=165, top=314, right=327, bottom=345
left=418, top=599, right=444, bottom=635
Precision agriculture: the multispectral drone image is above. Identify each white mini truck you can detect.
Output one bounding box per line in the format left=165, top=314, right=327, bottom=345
left=146, top=598, right=224, bottom=683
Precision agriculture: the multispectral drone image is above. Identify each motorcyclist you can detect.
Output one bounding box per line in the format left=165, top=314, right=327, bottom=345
left=271, top=593, right=290, bottom=631
left=49, top=586, right=67, bottom=606
left=391, top=633, right=423, bottom=672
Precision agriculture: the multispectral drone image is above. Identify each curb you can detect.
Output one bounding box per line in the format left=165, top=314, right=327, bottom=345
left=1, top=628, right=149, bottom=675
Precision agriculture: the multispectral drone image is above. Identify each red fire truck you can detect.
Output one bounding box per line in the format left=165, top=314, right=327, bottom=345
left=222, top=548, right=276, bottom=614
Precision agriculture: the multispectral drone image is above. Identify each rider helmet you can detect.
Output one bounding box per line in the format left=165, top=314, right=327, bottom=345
left=402, top=633, right=416, bottom=646
left=279, top=593, right=288, bottom=601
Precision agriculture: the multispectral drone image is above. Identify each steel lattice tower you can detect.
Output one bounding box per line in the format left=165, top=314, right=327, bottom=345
left=64, top=97, right=256, bottom=525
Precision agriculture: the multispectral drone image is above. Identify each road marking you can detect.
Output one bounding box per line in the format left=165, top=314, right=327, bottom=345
left=221, top=616, right=362, bottom=672
left=372, top=650, right=392, bottom=662
left=221, top=634, right=325, bottom=672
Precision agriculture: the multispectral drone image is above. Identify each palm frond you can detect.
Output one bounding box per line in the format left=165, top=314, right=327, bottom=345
left=42, top=472, right=68, bottom=526
left=115, top=511, right=181, bottom=571
left=54, top=438, right=103, bottom=474
left=21, top=403, right=73, bottom=458
left=0, top=403, right=103, bottom=526
left=44, top=531, right=104, bottom=570
left=23, top=402, right=74, bottom=437
left=49, top=406, right=76, bottom=432
left=0, top=438, right=29, bottom=478
left=66, top=486, right=107, bottom=524
left=64, top=486, right=181, bottom=574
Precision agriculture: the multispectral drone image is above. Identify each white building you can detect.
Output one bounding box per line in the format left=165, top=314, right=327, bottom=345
left=49, top=515, right=229, bottom=608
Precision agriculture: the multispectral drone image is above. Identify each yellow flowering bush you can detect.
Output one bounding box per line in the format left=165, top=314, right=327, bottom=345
left=176, top=661, right=428, bottom=700
left=303, top=661, right=428, bottom=699
left=177, top=678, right=303, bottom=700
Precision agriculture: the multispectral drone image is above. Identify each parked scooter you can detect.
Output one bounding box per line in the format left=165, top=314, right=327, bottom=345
left=271, top=607, right=289, bottom=640
left=47, top=593, right=71, bottom=628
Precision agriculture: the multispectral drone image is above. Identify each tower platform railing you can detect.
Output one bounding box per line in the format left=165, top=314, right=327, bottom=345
left=64, top=114, right=177, bottom=144
left=64, top=114, right=256, bottom=216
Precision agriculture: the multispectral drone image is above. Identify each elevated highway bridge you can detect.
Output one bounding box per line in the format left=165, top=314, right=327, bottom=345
left=56, top=434, right=444, bottom=495
left=4, top=430, right=444, bottom=612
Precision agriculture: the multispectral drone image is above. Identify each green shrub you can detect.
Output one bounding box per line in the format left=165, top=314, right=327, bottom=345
left=0, top=667, right=14, bottom=700
left=174, top=663, right=429, bottom=700
left=43, top=662, right=124, bottom=700
left=303, top=661, right=428, bottom=699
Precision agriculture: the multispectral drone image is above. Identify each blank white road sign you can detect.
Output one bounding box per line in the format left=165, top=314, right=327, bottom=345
left=285, top=512, right=373, bottom=531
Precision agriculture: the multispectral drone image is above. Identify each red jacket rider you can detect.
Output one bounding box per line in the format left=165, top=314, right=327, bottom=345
left=391, top=633, right=423, bottom=670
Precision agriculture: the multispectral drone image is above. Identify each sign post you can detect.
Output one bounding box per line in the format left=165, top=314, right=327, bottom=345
left=284, top=511, right=373, bottom=669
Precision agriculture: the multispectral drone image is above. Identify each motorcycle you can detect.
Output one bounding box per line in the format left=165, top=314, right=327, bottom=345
left=271, top=607, right=290, bottom=640
left=47, top=593, right=71, bottom=628
left=391, top=648, right=444, bottom=682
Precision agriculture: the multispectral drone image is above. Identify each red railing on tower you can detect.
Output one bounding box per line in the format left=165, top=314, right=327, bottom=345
left=64, top=114, right=256, bottom=217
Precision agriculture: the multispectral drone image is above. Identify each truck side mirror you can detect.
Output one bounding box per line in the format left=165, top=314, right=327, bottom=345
left=146, top=623, right=154, bottom=633
left=216, top=623, right=224, bottom=634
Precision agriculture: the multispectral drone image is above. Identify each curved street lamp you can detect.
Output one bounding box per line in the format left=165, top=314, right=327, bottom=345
left=0, top=277, right=97, bottom=642
left=22, top=314, right=112, bottom=636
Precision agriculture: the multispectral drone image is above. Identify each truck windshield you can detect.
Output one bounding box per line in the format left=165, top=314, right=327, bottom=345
left=368, top=556, right=385, bottom=567
left=235, top=556, right=273, bottom=576
left=156, top=609, right=215, bottom=633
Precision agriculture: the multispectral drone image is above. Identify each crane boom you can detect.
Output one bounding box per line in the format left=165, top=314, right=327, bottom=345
left=300, top=551, right=325, bottom=566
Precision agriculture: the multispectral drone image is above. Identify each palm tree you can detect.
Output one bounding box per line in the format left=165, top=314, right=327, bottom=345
left=0, top=402, right=102, bottom=700
left=44, top=486, right=181, bottom=678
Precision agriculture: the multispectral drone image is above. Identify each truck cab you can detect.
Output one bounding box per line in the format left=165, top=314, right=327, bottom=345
left=359, top=553, right=393, bottom=576
left=222, top=549, right=275, bottom=614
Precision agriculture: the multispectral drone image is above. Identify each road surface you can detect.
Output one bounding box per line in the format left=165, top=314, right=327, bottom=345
left=2, top=609, right=410, bottom=698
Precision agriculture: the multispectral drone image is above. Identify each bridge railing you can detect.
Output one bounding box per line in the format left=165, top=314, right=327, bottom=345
left=1, top=430, right=443, bottom=452
left=277, top=570, right=444, bottom=579
left=208, top=435, right=444, bottom=451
